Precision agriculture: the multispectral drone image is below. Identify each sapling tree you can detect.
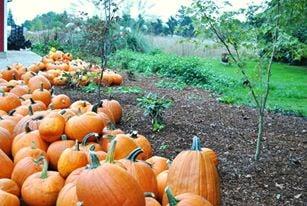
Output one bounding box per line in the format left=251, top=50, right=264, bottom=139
left=187, top=0, right=280, bottom=160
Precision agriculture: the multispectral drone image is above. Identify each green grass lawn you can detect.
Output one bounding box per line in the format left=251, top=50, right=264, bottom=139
left=109, top=50, right=307, bottom=116
left=207, top=59, right=307, bottom=116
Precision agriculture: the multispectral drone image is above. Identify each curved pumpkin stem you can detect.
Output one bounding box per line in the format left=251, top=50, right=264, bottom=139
left=61, top=134, right=68, bottom=141
left=30, top=98, right=36, bottom=105
left=25, top=122, right=32, bottom=133
left=126, top=147, right=143, bottom=162
left=32, top=155, right=44, bottom=165
left=74, top=140, right=80, bottom=151
left=8, top=109, right=16, bottom=116
left=31, top=141, right=37, bottom=149
left=144, top=192, right=156, bottom=198
left=19, top=96, right=26, bottom=101
left=130, top=130, right=138, bottom=138
left=40, top=83, right=44, bottom=91
left=106, top=122, right=116, bottom=130
left=105, top=140, right=117, bottom=164
left=191, top=136, right=202, bottom=151
left=165, top=187, right=179, bottom=206
left=82, top=132, right=100, bottom=146
left=28, top=105, right=34, bottom=116
left=89, top=149, right=101, bottom=169
left=50, top=87, right=54, bottom=96
left=40, top=158, right=49, bottom=179
left=91, top=102, right=102, bottom=113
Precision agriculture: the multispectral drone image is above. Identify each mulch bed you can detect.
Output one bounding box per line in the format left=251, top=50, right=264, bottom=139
left=55, top=72, right=306, bottom=206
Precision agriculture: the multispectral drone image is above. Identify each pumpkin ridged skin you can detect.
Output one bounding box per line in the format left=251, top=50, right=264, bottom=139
left=15, top=101, right=47, bottom=116
left=112, top=134, right=138, bottom=159
left=12, top=129, right=48, bottom=157
left=0, top=127, right=12, bottom=156
left=76, top=150, right=146, bottom=206
left=162, top=137, right=220, bottom=206
left=39, top=113, right=65, bottom=143
left=0, top=190, right=20, bottom=206
left=1, top=67, right=19, bottom=81
left=0, top=149, right=14, bottom=178
left=146, top=196, right=161, bottom=206
left=146, top=156, right=169, bottom=176
left=102, top=99, right=122, bottom=123
left=0, top=118, right=16, bottom=134
left=28, top=75, right=51, bottom=92
left=202, top=148, right=218, bottom=166
left=21, top=159, right=65, bottom=206
left=10, top=84, right=29, bottom=97
left=119, top=148, right=158, bottom=196
left=156, top=170, right=168, bottom=202
left=0, top=92, right=21, bottom=112
left=165, top=188, right=212, bottom=206
left=65, top=166, right=85, bottom=185
left=0, top=179, right=20, bottom=197
left=11, top=157, right=43, bottom=187
left=50, top=94, right=71, bottom=109
left=65, top=112, right=105, bottom=142
left=46, top=137, right=75, bottom=170
left=32, top=85, right=52, bottom=106
left=56, top=183, right=79, bottom=206
left=70, top=100, right=92, bottom=114
left=57, top=141, right=88, bottom=178
left=14, top=144, right=47, bottom=164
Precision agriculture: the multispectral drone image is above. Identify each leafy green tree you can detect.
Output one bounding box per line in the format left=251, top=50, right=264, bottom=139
left=187, top=0, right=281, bottom=160
left=150, top=19, right=164, bottom=35
left=166, top=16, right=178, bottom=36
left=177, top=6, right=194, bottom=37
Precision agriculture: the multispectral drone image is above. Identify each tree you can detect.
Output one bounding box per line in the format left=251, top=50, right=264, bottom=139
left=7, top=9, right=15, bottom=26
left=177, top=6, right=194, bottom=37
left=150, top=19, right=164, bottom=35
left=166, top=16, right=178, bottom=36
left=187, top=0, right=281, bottom=160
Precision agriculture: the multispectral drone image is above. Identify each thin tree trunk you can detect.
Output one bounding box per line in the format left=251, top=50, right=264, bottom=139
left=255, top=110, right=264, bottom=160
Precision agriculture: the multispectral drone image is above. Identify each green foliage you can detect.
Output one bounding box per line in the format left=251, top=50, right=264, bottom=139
left=110, top=49, right=307, bottom=116
left=7, top=10, right=15, bottom=26
left=82, top=82, right=99, bottom=93
left=156, top=79, right=187, bottom=90
left=137, top=93, right=172, bottom=132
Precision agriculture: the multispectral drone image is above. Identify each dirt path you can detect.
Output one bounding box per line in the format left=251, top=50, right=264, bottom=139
left=0, top=50, right=41, bottom=69
left=55, top=73, right=306, bottom=206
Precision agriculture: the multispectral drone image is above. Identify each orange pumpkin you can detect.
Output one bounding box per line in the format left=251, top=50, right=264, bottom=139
left=0, top=190, right=20, bottom=206
left=0, top=178, right=20, bottom=197
left=32, top=83, right=52, bottom=106
left=15, top=101, right=47, bottom=116
left=13, top=141, right=47, bottom=164
left=156, top=170, right=168, bottom=202
left=70, top=100, right=92, bottom=114
left=56, top=183, right=79, bottom=206
left=102, top=99, right=122, bottom=123
left=57, top=109, right=76, bottom=122
left=39, top=112, right=65, bottom=143
left=28, top=75, right=51, bottom=92
left=12, top=124, right=48, bottom=157
left=65, top=166, right=85, bottom=185
left=202, top=148, right=218, bottom=166
left=57, top=140, right=88, bottom=178
left=21, top=158, right=65, bottom=206
left=1, top=67, right=19, bottom=81
left=119, top=148, right=158, bottom=195
left=162, top=137, right=220, bottom=206
left=49, top=94, right=71, bottom=109
left=21, top=71, right=36, bottom=84
left=65, top=111, right=105, bottom=142
left=112, top=133, right=138, bottom=159
left=46, top=135, right=75, bottom=170
left=0, top=117, right=16, bottom=134
left=0, top=92, right=21, bottom=112
left=76, top=140, right=146, bottom=206
left=11, top=156, right=43, bottom=187
left=0, top=149, right=14, bottom=178
left=112, top=72, right=123, bottom=86
left=146, top=156, right=169, bottom=176
left=53, top=76, right=67, bottom=86
left=130, top=131, right=153, bottom=160
left=145, top=193, right=161, bottom=206
left=0, top=127, right=12, bottom=156
left=10, top=84, right=30, bottom=97
left=165, top=187, right=213, bottom=206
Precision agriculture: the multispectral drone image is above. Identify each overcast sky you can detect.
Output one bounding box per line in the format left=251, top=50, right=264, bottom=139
left=9, top=0, right=264, bottom=24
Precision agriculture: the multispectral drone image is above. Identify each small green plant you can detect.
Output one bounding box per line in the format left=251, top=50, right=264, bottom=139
left=159, top=143, right=169, bottom=150
left=156, top=79, right=187, bottom=90
left=104, top=86, right=144, bottom=95
left=82, top=82, right=99, bottom=93
left=137, top=93, right=172, bottom=132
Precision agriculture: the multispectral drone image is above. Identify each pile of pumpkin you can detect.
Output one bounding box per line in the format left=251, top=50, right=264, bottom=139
left=0, top=62, right=220, bottom=206
left=0, top=49, right=123, bottom=89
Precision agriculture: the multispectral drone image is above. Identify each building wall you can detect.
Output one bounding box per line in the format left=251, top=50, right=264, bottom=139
left=0, top=0, right=5, bottom=52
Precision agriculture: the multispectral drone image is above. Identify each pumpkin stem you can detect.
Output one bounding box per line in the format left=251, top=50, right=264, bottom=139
left=105, top=140, right=117, bottom=164
left=165, top=187, right=179, bottom=206
left=40, top=158, right=49, bottom=179
left=25, top=122, right=32, bottom=133
left=61, top=134, right=68, bottom=140
left=89, top=144, right=95, bottom=151
left=19, top=96, right=26, bottom=101
left=0, top=90, right=5, bottom=96
left=8, top=109, right=16, bottom=116
left=50, top=87, right=54, bottom=95
left=31, top=141, right=37, bottom=149
left=191, top=136, right=202, bottom=151
left=30, top=98, right=35, bottom=105
left=12, top=74, right=16, bottom=80
left=126, top=147, right=143, bottom=162
left=28, top=105, right=34, bottom=116
left=40, top=83, right=44, bottom=91
left=82, top=101, right=87, bottom=107
left=74, top=140, right=80, bottom=151
left=91, top=103, right=101, bottom=113
left=59, top=109, right=66, bottom=115
left=33, top=155, right=44, bottom=164
left=144, top=192, right=156, bottom=198
left=107, top=122, right=116, bottom=130
left=130, top=130, right=138, bottom=138
left=82, top=132, right=99, bottom=146
left=89, top=149, right=101, bottom=169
